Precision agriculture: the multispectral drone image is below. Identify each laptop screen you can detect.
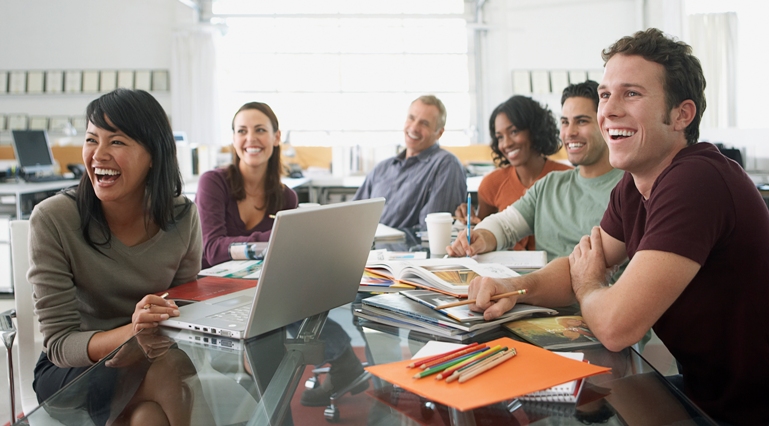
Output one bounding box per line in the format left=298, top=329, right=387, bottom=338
left=11, top=130, right=56, bottom=174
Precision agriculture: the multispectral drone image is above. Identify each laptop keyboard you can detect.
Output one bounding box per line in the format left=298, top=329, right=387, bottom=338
left=208, top=305, right=251, bottom=323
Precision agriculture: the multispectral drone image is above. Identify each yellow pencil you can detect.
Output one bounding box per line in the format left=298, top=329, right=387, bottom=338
left=445, top=350, right=508, bottom=383
left=458, top=348, right=517, bottom=383
left=436, top=289, right=527, bottom=310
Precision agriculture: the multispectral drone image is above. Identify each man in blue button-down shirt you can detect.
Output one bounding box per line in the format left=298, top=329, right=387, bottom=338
left=354, top=95, right=466, bottom=228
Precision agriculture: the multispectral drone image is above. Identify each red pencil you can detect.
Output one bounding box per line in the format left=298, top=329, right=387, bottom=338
left=406, top=343, right=480, bottom=369
left=421, top=344, right=489, bottom=369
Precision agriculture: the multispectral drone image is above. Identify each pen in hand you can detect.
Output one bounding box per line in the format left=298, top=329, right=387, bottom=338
left=466, top=193, right=472, bottom=256
left=143, top=292, right=169, bottom=310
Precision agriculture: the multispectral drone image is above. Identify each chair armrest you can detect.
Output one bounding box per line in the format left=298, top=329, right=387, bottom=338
left=1, top=309, right=17, bottom=350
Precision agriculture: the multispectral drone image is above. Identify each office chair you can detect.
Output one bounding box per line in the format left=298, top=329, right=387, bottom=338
left=7, top=220, right=41, bottom=422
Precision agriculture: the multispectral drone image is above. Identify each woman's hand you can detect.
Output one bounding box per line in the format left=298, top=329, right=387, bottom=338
left=131, top=294, right=180, bottom=334
left=454, top=203, right=480, bottom=226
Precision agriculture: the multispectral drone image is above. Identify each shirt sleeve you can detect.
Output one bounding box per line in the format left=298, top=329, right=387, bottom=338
left=353, top=171, right=374, bottom=201
left=475, top=204, right=533, bottom=251
left=195, top=171, right=271, bottom=265
left=171, top=201, right=203, bottom=286
left=29, top=203, right=98, bottom=367
left=418, top=155, right=467, bottom=227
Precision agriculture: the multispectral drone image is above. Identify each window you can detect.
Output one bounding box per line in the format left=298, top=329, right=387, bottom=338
left=213, top=0, right=471, bottom=152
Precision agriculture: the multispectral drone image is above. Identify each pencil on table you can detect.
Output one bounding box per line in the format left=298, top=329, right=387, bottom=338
left=436, top=345, right=504, bottom=380
left=143, top=292, right=169, bottom=310
left=420, top=344, right=488, bottom=369
left=458, top=348, right=517, bottom=383
left=406, top=342, right=480, bottom=368
left=444, top=349, right=509, bottom=383
left=436, top=289, right=527, bottom=310
left=413, top=351, right=487, bottom=379
left=416, top=347, right=490, bottom=377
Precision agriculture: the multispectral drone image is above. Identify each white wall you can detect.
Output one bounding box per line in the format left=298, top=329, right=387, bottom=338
left=0, top=0, right=194, bottom=121
left=479, top=0, right=640, bottom=128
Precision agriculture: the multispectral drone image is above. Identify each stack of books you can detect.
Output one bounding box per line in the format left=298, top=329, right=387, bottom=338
left=355, top=290, right=557, bottom=342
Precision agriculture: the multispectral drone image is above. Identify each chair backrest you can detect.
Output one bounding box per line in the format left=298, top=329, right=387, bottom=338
left=9, top=220, right=39, bottom=415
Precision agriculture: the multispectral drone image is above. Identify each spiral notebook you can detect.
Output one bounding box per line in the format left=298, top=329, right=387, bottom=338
left=519, top=352, right=586, bottom=403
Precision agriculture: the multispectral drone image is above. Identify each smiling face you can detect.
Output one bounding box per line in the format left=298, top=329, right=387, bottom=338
left=82, top=118, right=152, bottom=207
left=493, top=112, right=537, bottom=167
left=598, top=54, right=689, bottom=180
left=560, top=96, right=607, bottom=168
left=232, top=108, right=281, bottom=174
left=403, top=100, right=443, bottom=157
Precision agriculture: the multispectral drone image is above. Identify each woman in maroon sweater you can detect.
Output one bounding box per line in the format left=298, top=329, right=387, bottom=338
left=196, top=102, right=366, bottom=407
left=196, top=102, right=298, bottom=268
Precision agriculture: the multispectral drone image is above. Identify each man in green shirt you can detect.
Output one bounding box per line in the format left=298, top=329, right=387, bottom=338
left=448, top=80, right=622, bottom=261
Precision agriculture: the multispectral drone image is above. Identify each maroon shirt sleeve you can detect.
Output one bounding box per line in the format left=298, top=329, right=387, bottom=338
left=196, top=169, right=298, bottom=268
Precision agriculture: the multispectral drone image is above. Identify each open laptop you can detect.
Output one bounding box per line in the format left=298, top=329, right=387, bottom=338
left=161, top=198, right=385, bottom=340
left=11, top=130, right=72, bottom=182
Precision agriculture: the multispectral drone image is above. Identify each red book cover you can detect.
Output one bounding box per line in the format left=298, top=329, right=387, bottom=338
left=160, top=276, right=257, bottom=302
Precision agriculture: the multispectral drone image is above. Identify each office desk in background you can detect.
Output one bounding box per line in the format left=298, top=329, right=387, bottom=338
left=0, top=179, right=78, bottom=292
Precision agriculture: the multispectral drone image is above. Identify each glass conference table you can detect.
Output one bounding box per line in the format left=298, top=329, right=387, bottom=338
left=17, top=230, right=717, bottom=425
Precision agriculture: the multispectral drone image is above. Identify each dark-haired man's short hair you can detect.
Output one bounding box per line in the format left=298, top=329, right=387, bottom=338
left=561, top=80, right=600, bottom=112
left=601, top=28, right=706, bottom=146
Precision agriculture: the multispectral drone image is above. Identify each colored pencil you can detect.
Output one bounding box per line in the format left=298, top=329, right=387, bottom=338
left=420, top=344, right=488, bottom=369
left=413, top=352, right=485, bottom=379
left=435, top=345, right=503, bottom=380
left=435, top=289, right=527, bottom=309
left=418, top=347, right=489, bottom=373
left=406, top=342, right=480, bottom=368
left=458, top=348, right=517, bottom=383
left=445, top=350, right=509, bottom=383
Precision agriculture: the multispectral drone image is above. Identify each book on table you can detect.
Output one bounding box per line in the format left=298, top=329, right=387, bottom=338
left=361, top=292, right=557, bottom=335
left=364, top=257, right=517, bottom=297
left=503, top=315, right=603, bottom=350
left=358, top=270, right=417, bottom=293
left=353, top=308, right=490, bottom=342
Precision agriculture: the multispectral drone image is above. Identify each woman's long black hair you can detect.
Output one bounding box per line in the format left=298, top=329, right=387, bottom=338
left=74, top=88, right=189, bottom=250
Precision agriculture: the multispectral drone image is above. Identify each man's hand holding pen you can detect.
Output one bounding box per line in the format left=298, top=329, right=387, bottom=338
left=467, top=276, right=525, bottom=321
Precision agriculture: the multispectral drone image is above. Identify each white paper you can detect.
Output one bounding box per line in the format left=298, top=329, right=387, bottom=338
left=411, top=341, right=467, bottom=359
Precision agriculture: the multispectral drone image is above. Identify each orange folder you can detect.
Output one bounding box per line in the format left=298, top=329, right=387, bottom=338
left=365, top=337, right=611, bottom=412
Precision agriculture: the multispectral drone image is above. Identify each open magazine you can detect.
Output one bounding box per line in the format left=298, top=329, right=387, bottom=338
left=365, top=257, right=517, bottom=297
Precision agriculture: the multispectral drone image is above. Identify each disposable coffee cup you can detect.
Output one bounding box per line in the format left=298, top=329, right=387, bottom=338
left=425, top=212, right=453, bottom=256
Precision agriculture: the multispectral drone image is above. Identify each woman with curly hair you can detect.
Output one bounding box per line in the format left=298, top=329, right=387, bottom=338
left=456, top=95, right=571, bottom=250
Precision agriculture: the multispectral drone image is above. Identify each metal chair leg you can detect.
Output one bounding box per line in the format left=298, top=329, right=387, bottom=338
left=2, top=310, right=18, bottom=426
